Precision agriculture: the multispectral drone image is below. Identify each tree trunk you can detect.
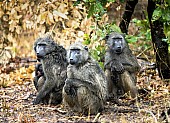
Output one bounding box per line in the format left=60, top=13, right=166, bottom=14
left=147, top=0, right=170, bottom=79
left=119, top=0, right=138, bottom=34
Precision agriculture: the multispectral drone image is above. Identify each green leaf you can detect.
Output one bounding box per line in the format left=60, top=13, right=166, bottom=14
left=73, top=0, right=81, bottom=6
left=119, top=0, right=125, bottom=3
left=95, top=2, right=104, bottom=13
left=83, top=34, right=91, bottom=45
left=107, top=0, right=116, bottom=2
left=165, top=0, right=170, bottom=6
left=87, top=3, right=95, bottom=18
left=90, top=50, right=99, bottom=61
left=152, top=7, right=162, bottom=21
left=126, top=35, right=138, bottom=43
left=98, top=62, right=104, bottom=69
left=109, top=24, right=121, bottom=33
left=164, top=23, right=170, bottom=35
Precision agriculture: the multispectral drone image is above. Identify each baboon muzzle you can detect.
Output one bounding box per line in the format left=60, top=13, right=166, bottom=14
left=115, top=48, right=122, bottom=54
left=69, top=59, right=76, bottom=65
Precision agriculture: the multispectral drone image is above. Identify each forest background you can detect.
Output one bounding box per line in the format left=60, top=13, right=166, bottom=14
left=0, top=0, right=170, bottom=122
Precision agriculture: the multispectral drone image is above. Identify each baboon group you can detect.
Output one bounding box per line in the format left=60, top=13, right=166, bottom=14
left=33, top=32, right=140, bottom=115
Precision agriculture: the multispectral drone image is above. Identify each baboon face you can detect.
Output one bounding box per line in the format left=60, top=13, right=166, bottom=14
left=106, top=33, right=125, bottom=54
left=69, top=49, right=81, bottom=65
left=67, top=43, right=88, bottom=66
left=112, top=37, right=124, bottom=54
left=34, top=37, right=56, bottom=58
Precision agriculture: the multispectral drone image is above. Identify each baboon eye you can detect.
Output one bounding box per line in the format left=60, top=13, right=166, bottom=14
left=76, top=50, right=80, bottom=54
left=70, top=49, right=80, bottom=54
left=112, top=41, right=115, bottom=46
left=119, top=40, right=122, bottom=44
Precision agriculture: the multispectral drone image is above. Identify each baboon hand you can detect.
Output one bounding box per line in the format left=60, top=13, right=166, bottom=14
left=64, top=79, right=77, bottom=97
left=64, top=82, right=71, bottom=94
left=64, top=84, right=76, bottom=97
left=111, top=61, right=125, bottom=74
left=33, top=98, right=41, bottom=105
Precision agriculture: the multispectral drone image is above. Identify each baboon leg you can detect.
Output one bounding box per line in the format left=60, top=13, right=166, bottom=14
left=77, top=86, right=103, bottom=115
left=105, top=69, right=117, bottom=99
left=63, top=88, right=81, bottom=112
left=120, top=71, right=138, bottom=98
left=37, top=76, right=45, bottom=91
left=33, top=76, right=39, bottom=90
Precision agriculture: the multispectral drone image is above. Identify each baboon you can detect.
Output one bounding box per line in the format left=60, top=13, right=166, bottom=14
left=33, top=63, right=45, bottom=91
left=33, top=63, right=51, bottom=104
left=104, top=32, right=140, bottom=100
left=33, top=35, right=67, bottom=105
left=62, top=42, right=107, bottom=115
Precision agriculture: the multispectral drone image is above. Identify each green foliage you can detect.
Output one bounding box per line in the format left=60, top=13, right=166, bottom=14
left=83, top=27, right=106, bottom=68
left=152, top=7, right=162, bottom=21
left=76, top=0, right=141, bottom=67
left=75, top=0, right=116, bottom=18
left=104, top=23, right=122, bottom=34
left=87, top=2, right=105, bottom=18
left=132, top=18, right=151, bottom=48
left=83, top=34, right=91, bottom=45
left=125, top=35, right=138, bottom=43
left=152, top=1, right=170, bottom=43
left=131, top=18, right=152, bottom=49
left=83, top=22, right=122, bottom=68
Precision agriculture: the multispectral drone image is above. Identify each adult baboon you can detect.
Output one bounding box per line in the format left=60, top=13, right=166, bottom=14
left=33, top=63, right=51, bottom=104
left=104, top=32, right=140, bottom=99
left=63, top=42, right=107, bottom=115
left=33, top=35, right=67, bottom=105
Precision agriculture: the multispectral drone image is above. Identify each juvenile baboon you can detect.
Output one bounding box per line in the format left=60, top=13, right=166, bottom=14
left=33, top=63, right=45, bottom=91
left=33, top=35, right=67, bottom=105
left=62, top=42, right=107, bottom=115
left=104, top=32, right=140, bottom=100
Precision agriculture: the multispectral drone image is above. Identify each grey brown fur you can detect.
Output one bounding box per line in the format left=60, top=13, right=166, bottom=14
left=33, top=63, right=44, bottom=91
left=33, top=35, right=67, bottom=105
left=62, top=42, right=107, bottom=115
left=33, top=63, right=51, bottom=104
left=104, top=32, right=140, bottom=99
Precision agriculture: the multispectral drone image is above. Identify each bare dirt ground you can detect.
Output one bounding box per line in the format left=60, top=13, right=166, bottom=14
left=0, top=61, right=169, bottom=123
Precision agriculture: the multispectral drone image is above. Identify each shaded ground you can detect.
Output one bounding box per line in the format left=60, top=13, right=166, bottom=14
left=0, top=61, right=169, bottom=123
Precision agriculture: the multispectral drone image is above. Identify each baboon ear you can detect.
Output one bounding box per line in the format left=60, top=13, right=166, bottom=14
left=33, top=44, right=37, bottom=51
left=46, top=35, right=52, bottom=40
left=121, top=33, right=125, bottom=38
left=84, top=46, right=88, bottom=51
left=105, top=34, right=109, bottom=40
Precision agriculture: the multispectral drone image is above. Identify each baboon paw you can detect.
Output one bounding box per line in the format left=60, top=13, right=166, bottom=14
left=111, top=66, right=117, bottom=72
left=33, top=99, right=40, bottom=105
left=117, top=69, right=124, bottom=74
left=116, top=66, right=125, bottom=74
left=64, top=84, right=71, bottom=94
left=70, top=88, right=77, bottom=97
left=65, top=90, right=70, bottom=95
